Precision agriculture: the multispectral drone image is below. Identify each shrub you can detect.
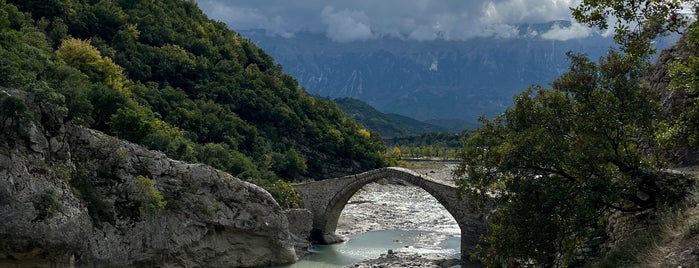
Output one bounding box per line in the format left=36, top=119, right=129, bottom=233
left=34, top=190, right=62, bottom=221
left=0, top=94, right=32, bottom=143
left=70, top=166, right=111, bottom=223
left=266, top=180, right=301, bottom=209
left=133, top=175, right=167, bottom=215
left=690, top=222, right=699, bottom=235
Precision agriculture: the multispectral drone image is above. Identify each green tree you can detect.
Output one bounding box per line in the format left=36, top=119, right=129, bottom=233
left=571, top=0, right=690, bottom=58
left=196, top=143, right=237, bottom=173
left=109, top=107, right=151, bottom=143
left=56, top=37, right=129, bottom=94
left=450, top=2, right=698, bottom=265
left=133, top=175, right=167, bottom=215
left=265, top=179, right=301, bottom=209
left=272, top=148, right=307, bottom=180
left=0, top=94, right=31, bottom=141
left=49, top=63, right=94, bottom=125
left=454, top=51, right=692, bottom=266
left=667, top=22, right=699, bottom=151
left=0, top=1, right=54, bottom=88
left=87, top=83, right=128, bottom=131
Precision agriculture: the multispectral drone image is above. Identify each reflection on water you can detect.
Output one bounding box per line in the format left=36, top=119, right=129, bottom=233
left=275, top=230, right=460, bottom=268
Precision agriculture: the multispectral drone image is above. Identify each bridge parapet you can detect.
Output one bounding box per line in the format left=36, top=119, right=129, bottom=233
left=292, top=167, right=490, bottom=260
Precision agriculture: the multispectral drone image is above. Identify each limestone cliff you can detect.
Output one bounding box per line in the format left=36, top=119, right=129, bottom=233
left=0, top=89, right=297, bottom=267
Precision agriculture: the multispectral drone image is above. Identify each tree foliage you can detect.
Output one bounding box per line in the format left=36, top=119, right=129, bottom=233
left=451, top=1, right=699, bottom=266
left=56, top=37, right=128, bottom=94
left=571, top=0, right=691, bottom=58
left=667, top=21, right=699, bottom=151
left=455, top=51, right=693, bottom=266
left=0, top=93, right=31, bottom=143
left=266, top=180, right=302, bottom=209
left=133, top=175, right=167, bottom=215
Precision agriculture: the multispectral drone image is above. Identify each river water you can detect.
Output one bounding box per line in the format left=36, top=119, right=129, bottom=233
left=282, top=230, right=461, bottom=268
left=281, top=163, right=469, bottom=267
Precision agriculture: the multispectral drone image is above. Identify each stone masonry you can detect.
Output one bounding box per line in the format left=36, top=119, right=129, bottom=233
left=292, top=167, right=489, bottom=261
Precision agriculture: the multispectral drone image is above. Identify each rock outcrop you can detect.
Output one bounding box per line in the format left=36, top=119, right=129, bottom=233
left=284, top=209, right=313, bottom=257
left=0, top=89, right=297, bottom=267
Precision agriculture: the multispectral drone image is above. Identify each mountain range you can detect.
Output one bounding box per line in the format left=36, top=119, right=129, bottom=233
left=333, top=97, right=444, bottom=137
left=240, top=23, right=676, bottom=127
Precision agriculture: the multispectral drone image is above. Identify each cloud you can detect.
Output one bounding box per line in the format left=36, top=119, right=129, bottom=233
left=195, top=0, right=299, bottom=38
left=481, top=23, right=521, bottom=39
left=408, top=25, right=440, bottom=41
left=195, top=0, right=590, bottom=42
left=541, top=22, right=592, bottom=41
left=481, top=0, right=576, bottom=24
left=320, top=6, right=376, bottom=42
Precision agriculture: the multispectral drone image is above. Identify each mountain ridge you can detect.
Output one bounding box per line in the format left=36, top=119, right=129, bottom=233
left=240, top=26, right=676, bottom=123
left=333, top=97, right=445, bottom=137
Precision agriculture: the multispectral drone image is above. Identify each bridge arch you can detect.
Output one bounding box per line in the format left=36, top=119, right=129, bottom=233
left=292, top=167, right=488, bottom=259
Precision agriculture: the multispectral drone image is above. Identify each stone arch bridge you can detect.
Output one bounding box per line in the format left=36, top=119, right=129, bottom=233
left=292, top=167, right=489, bottom=259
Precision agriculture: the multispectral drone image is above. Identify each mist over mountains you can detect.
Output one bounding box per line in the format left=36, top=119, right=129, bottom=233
left=239, top=22, right=660, bottom=126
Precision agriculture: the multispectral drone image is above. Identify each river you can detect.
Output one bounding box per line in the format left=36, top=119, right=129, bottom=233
left=281, top=230, right=461, bottom=268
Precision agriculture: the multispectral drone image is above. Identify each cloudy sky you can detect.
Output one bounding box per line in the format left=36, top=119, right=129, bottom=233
left=195, top=0, right=599, bottom=42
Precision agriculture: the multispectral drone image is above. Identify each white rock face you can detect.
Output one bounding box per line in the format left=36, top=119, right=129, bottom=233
left=0, top=109, right=296, bottom=267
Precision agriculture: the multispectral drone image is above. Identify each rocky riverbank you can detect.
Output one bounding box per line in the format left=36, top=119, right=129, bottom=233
left=345, top=251, right=462, bottom=268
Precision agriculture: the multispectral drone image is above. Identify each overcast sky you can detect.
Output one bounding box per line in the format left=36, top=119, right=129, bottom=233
left=195, top=0, right=599, bottom=42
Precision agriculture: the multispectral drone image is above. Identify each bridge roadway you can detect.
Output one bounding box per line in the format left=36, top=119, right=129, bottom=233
left=292, top=167, right=489, bottom=260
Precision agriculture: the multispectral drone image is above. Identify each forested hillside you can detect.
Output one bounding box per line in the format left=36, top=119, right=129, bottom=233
left=0, top=0, right=387, bottom=185
left=333, top=97, right=445, bottom=137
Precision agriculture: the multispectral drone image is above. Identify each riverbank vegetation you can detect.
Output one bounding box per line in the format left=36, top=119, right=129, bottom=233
left=455, top=1, right=699, bottom=266
left=0, top=0, right=389, bottom=195
left=385, top=132, right=467, bottom=160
